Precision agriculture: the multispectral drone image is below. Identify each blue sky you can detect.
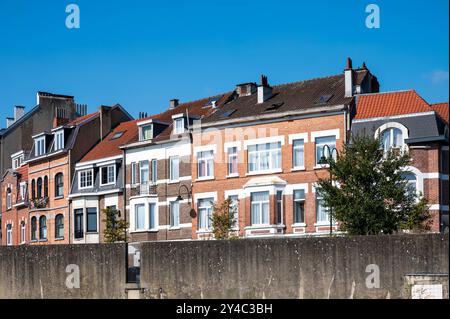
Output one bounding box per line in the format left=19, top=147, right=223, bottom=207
left=0, top=0, right=448, bottom=123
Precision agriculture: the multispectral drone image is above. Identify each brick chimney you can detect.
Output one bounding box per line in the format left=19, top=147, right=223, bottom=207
left=14, top=106, right=25, bottom=122
left=344, top=57, right=354, bottom=98
left=99, top=105, right=112, bottom=140
left=257, top=75, right=273, bottom=104
left=169, top=99, right=179, bottom=109
left=6, top=117, right=15, bottom=128
left=236, top=82, right=257, bottom=97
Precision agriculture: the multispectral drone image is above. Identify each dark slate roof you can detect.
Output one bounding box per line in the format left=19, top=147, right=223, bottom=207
left=202, top=73, right=355, bottom=125
left=71, top=160, right=124, bottom=195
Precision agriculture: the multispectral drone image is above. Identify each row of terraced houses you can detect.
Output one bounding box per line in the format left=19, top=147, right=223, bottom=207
left=1, top=58, right=448, bottom=246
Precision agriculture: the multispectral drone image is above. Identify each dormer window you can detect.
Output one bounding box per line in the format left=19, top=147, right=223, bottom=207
left=35, top=136, right=46, bottom=157
left=54, top=130, right=64, bottom=151
left=174, top=118, right=185, bottom=134
left=11, top=151, right=24, bottom=169
left=141, top=124, right=152, bottom=140
left=380, top=128, right=403, bottom=152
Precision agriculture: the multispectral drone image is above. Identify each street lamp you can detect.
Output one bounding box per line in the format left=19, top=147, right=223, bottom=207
left=318, top=144, right=338, bottom=236
left=176, top=184, right=196, bottom=218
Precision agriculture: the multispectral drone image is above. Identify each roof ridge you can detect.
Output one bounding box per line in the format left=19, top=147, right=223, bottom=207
left=431, top=102, right=449, bottom=106
left=356, top=89, right=414, bottom=97
left=272, top=73, right=342, bottom=89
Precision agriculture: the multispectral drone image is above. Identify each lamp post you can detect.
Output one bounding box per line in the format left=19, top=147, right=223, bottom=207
left=319, top=144, right=338, bottom=236
left=177, top=184, right=196, bottom=218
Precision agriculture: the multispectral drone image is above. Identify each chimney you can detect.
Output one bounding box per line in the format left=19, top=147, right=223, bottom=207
left=211, top=100, right=217, bottom=109
left=344, top=57, right=354, bottom=98
left=99, top=106, right=112, bottom=140
left=169, top=99, right=179, bottom=109
left=14, top=106, right=26, bottom=121
left=6, top=117, right=15, bottom=128
left=236, top=82, right=257, bottom=97
left=257, top=75, right=273, bottom=104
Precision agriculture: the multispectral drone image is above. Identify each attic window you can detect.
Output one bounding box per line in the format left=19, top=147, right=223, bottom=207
left=110, top=131, right=125, bottom=140
left=315, top=94, right=333, bottom=105
left=204, top=97, right=221, bottom=108
left=265, top=102, right=284, bottom=112
left=220, top=109, right=236, bottom=118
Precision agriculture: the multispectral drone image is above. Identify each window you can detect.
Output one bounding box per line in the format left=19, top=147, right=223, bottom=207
left=44, top=176, right=48, bottom=198
left=140, top=160, right=149, bottom=184
left=248, top=142, right=281, bottom=173
left=403, top=172, right=417, bottom=196
left=228, top=147, right=238, bottom=175
left=293, top=190, right=305, bottom=224
left=198, top=198, right=213, bottom=231
left=131, top=162, right=137, bottom=185
left=140, top=124, right=152, bottom=141
left=19, top=183, right=27, bottom=202
left=169, top=156, right=180, bottom=182
left=39, top=216, right=47, bottom=240
left=31, top=217, right=37, bottom=240
left=37, top=178, right=43, bottom=198
left=79, top=170, right=93, bottom=189
left=21, top=222, right=26, bottom=243
left=135, top=204, right=145, bottom=230
left=293, top=139, right=305, bottom=168
left=101, top=165, right=116, bottom=185
left=174, top=118, right=185, bottom=134
left=35, top=136, right=46, bottom=157
left=151, top=159, right=157, bottom=183
left=55, top=173, right=64, bottom=197
left=381, top=128, right=403, bottom=153
left=55, top=214, right=64, bottom=239
left=276, top=191, right=283, bottom=225
left=54, top=130, right=64, bottom=151
left=149, top=203, right=156, bottom=229
left=86, top=208, right=97, bottom=233
left=110, top=131, right=124, bottom=140
left=315, top=136, right=336, bottom=165
left=316, top=195, right=329, bottom=223
left=6, top=188, right=11, bottom=210
left=228, top=195, right=239, bottom=230
left=6, top=224, right=12, bottom=246
left=251, top=191, right=269, bottom=225
left=74, top=209, right=83, bottom=239
left=170, top=201, right=180, bottom=228
left=12, top=155, right=23, bottom=169
left=197, top=150, right=214, bottom=178
left=31, top=179, right=36, bottom=199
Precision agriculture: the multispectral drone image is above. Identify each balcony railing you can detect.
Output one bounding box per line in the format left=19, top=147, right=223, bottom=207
left=132, top=182, right=157, bottom=196
left=30, top=197, right=49, bottom=209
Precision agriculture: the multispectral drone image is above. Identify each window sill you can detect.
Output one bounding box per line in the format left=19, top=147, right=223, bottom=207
left=226, top=173, right=239, bottom=178
left=246, top=169, right=283, bottom=176
left=314, top=222, right=337, bottom=226
left=100, top=183, right=116, bottom=187
left=313, top=165, right=329, bottom=170
left=54, top=196, right=64, bottom=200
left=55, top=237, right=65, bottom=241
left=169, top=226, right=181, bottom=231
left=85, top=231, right=98, bottom=235
left=292, top=223, right=307, bottom=227
left=291, top=167, right=306, bottom=172
left=195, top=177, right=215, bottom=182
left=38, top=239, right=48, bottom=242
left=30, top=239, right=38, bottom=243
left=168, top=180, right=179, bottom=184
left=196, top=229, right=212, bottom=234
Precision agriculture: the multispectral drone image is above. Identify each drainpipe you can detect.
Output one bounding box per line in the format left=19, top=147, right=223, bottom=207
left=123, top=149, right=127, bottom=243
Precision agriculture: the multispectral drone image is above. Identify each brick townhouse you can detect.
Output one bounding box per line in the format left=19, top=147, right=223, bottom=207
left=68, top=119, right=137, bottom=243
left=191, top=59, right=379, bottom=238
left=0, top=92, right=85, bottom=240
left=0, top=165, right=29, bottom=245
left=23, top=105, right=132, bottom=245
left=352, top=92, right=449, bottom=232
left=121, top=95, right=231, bottom=242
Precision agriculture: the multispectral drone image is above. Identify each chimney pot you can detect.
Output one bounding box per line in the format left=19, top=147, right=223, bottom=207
left=346, top=57, right=353, bottom=70
left=257, top=75, right=273, bottom=104
left=170, top=99, right=179, bottom=109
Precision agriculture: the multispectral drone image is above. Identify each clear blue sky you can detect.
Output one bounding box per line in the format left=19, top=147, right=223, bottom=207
left=0, top=0, right=448, bottom=123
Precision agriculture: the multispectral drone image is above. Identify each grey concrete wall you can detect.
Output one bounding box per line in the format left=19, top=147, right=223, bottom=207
left=0, top=244, right=126, bottom=299
left=140, top=234, right=449, bottom=299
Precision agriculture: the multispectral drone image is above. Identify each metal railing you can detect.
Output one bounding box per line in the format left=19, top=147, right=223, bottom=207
left=137, top=182, right=157, bottom=196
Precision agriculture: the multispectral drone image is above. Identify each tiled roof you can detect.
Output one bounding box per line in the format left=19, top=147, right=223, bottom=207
left=354, top=90, right=432, bottom=119
left=67, top=111, right=98, bottom=126
left=202, top=74, right=354, bottom=124
left=431, top=102, right=449, bottom=124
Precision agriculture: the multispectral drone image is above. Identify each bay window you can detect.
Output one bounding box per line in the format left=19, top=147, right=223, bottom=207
left=101, top=165, right=116, bottom=185
left=293, top=190, right=305, bottom=224
left=251, top=191, right=269, bottom=225
left=135, top=204, right=145, bottom=230
left=79, top=170, right=93, bottom=189
left=86, top=208, right=97, bottom=233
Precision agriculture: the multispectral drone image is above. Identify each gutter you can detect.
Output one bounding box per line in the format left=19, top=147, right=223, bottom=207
left=406, top=135, right=448, bottom=144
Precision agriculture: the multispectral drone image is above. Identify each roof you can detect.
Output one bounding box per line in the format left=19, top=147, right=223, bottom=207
left=79, top=119, right=139, bottom=162
left=67, top=111, right=98, bottom=126
left=354, top=90, right=432, bottom=119
left=202, top=74, right=354, bottom=124
left=431, top=102, right=449, bottom=124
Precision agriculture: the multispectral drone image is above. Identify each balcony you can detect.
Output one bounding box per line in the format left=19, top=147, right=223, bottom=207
left=131, top=182, right=157, bottom=197
left=30, top=197, right=49, bottom=209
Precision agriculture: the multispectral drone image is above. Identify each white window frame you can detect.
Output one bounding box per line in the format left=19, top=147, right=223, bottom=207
left=54, top=130, right=64, bottom=151
left=314, top=135, right=337, bottom=167
left=227, top=147, right=238, bottom=176
left=78, top=169, right=94, bottom=189
left=6, top=189, right=12, bottom=210
left=134, top=203, right=146, bottom=231
left=21, top=222, right=26, bottom=244
left=315, top=194, right=330, bottom=225
left=247, top=142, right=282, bottom=174
left=250, top=191, right=270, bottom=226
left=197, top=197, right=214, bottom=231
left=35, top=136, right=46, bottom=157
left=6, top=224, right=13, bottom=246
left=149, top=202, right=157, bottom=230
left=173, top=118, right=185, bottom=134
left=140, top=160, right=150, bottom=184
left=151, top=159, right=157, bottom=183
left=140, top=124, right=153, bottom=141
left=169, top=200, right=180, bottom=228
left=100, top=165, right=116, bottom=186
left=293, top=189, right=306, bottom=226
left=292, top=139, right=305, bottom=170
left=228, top=195, right=239, bottom=230
left=197, top=150, right=215, bottom=179
left=131, top=162, right=137, bottom=185
left=169, top=156, right=180, bottom=182
left=19, top=182, right=27, bottom=201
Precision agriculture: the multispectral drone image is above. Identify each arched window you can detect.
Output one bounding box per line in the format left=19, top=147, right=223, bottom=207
left=402, top=172, right=417, bottom=196
left=6, top=224, right=12, bottom=246
left=31, top=179, right=36, bottom=200
left=39, top=216, right=47, bottom=240
left=31, top=216, right=37, bottom=241
left=6, top=188, right=12, bottom=210
left=37, top=178, right=43, bottom=198
left=380, top=128, right=403, bottom=152
left=44, top=176, right=48, bottom=198
left=55, top=173, right=64, bottom=197
left=55, top=214, right=64, bottom=239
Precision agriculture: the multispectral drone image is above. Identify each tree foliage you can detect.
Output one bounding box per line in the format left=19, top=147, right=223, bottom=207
left=316, top=134, right=432, bottom=235
left=211, top=198, right=236, bottom=239
left=102, top=207, right=129, bottom=243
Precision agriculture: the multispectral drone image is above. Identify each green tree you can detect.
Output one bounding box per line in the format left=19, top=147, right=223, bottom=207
left=102, top=207, right=129, bottom=243
left=316, top=134, right=432, bottom=235
left=211, top=198, right=236, bottom=239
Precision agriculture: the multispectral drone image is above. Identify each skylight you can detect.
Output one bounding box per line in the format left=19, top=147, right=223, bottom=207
left=315, top=94, right=333, bottom=105
left=110, top=131, right=125, bottom=140
left=220, top=109, right=236, bottom=118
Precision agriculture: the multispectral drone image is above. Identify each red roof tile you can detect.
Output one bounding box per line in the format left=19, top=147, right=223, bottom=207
left=355, top=90, right=432, bottom=119
left=431, top=102, right=449, bottom=124
left=67, top=112, right=98, bottom=126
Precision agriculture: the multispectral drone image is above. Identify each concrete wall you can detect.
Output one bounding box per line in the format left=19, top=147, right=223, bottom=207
left=0, top=244, right=126, bottom=299
left=140, top=234, right=449, bottom=299
left=0, top=234, right=447, bottom=299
